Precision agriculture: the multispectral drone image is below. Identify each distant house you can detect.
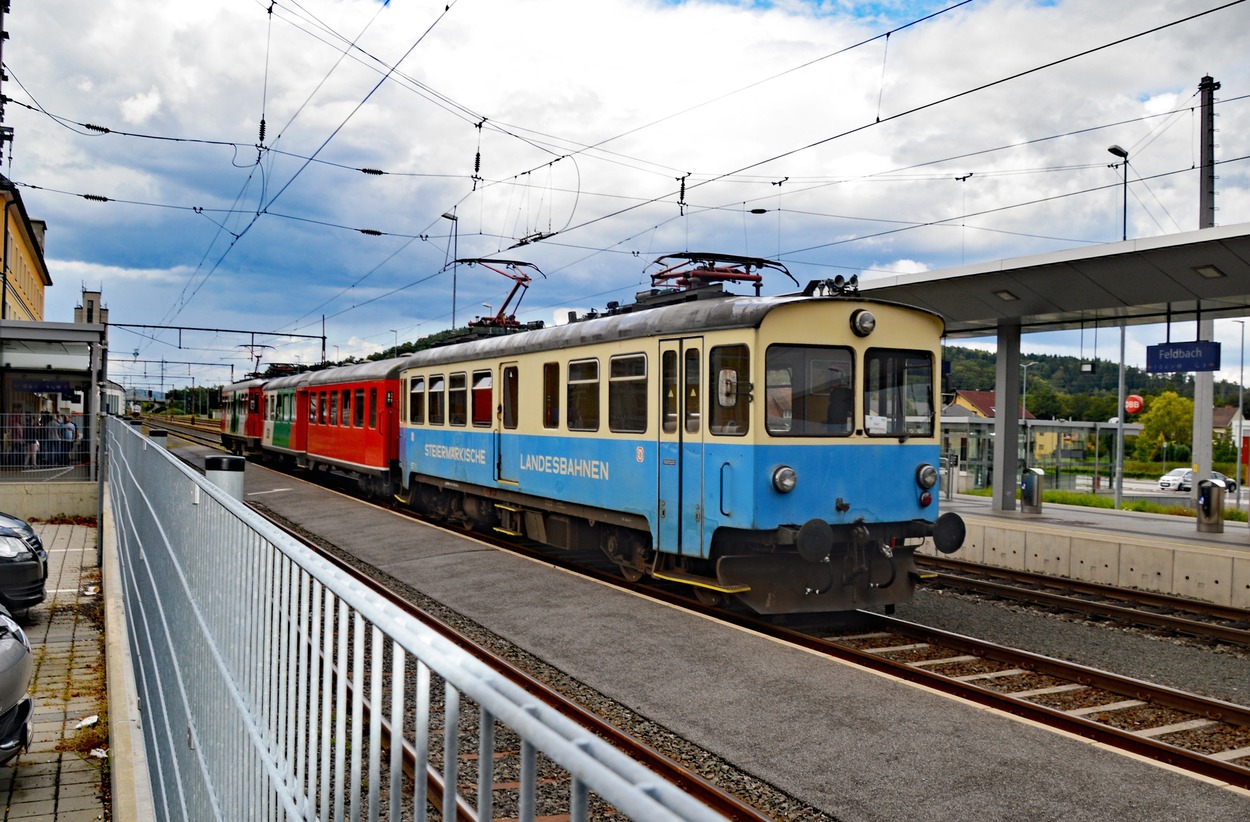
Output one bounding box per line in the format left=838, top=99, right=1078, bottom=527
left=1214, top=404, right=1247, bottom=445
left=946, top=389, right=1035, bottom=420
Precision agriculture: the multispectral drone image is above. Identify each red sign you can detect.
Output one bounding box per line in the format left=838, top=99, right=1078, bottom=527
left=1124, top=394, right=1144, bottom=414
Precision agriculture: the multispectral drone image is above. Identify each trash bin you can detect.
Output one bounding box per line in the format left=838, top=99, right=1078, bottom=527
left=1021, top=467, right=1044, bottom=513
left=1197, top=477, right=1226, bottom=533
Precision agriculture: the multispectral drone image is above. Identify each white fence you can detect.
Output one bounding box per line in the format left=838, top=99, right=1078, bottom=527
left=103, top=416, right=728, bottom=821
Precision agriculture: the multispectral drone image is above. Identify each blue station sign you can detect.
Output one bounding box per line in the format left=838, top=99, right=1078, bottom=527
left=1146, top=341, right=1221, bottom=373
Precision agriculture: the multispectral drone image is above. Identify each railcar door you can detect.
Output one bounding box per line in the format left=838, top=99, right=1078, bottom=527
left=496, top=363, right=520, bottom=483
left=658, top=338, right=705, bottom=556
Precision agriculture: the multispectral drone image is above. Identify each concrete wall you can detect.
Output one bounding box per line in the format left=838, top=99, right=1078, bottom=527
left=920, top=513, right=1250, bottom=609
left=0, top=482, right=98, bottom=520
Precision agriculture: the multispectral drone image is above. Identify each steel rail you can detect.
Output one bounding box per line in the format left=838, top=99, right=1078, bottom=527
left=917, top=555, right=1250, bottom=646
left=729, top=611, right=1250, bottom=790
left=256, top=506, right=772, bottom=822
left=151, top=417, right=1250, bottom=791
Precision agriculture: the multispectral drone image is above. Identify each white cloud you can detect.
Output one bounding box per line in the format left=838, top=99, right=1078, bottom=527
left=4, top=0, right=1248, bottom=387
left=119, top=86, right=162, bottom=124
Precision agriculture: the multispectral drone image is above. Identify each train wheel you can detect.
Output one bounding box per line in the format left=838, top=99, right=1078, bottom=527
left=618, top=564, right=643, bottom=582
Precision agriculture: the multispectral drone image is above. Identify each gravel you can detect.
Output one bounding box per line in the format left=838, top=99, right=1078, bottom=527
left=895, top=586, right=1250, bottom=707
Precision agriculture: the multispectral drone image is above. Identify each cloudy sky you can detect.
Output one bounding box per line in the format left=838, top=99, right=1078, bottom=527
left=5, top=0, right=1249, bottom=392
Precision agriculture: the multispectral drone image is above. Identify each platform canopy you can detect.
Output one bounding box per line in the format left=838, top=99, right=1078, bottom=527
left=860, top=221, right=1250, bottom=338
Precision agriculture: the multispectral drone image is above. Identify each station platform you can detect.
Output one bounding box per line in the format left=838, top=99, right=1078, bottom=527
left=0, top=523, right=109, bottom=820
left=936, top=493, right=1250, bottom=609
left=222, top=456, right=1249, bottom=820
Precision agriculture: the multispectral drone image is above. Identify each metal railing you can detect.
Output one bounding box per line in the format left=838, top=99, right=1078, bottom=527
left=103, top=416, right=727, bottom=821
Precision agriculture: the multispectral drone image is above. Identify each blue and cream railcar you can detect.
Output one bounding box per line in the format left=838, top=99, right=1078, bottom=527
left=397, top=280, right=964, bottom=613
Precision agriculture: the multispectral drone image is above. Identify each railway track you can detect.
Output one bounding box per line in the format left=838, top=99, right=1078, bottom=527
left=917, top=554, right=1250, bottom=647
left=149, top=416, right=1250, bottom=792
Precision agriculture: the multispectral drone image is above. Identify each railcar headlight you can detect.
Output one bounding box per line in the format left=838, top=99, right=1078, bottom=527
left=772, top=465, right=798, bottom=493
left=850, top=309, right=876, bottom=337
left=916, top=463, right=938, bottom=489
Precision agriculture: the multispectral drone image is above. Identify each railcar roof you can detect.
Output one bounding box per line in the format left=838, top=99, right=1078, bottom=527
left=399, top=291, right=922, bottom=369
left=263, top=372, right=312, bottom=391
left=304, top=356, right=407, bottom=387
left=223, top=378, right=266, bottom=392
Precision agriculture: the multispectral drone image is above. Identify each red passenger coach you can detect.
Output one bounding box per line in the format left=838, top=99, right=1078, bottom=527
left=304, top=358, right=405, bottom=496
left=221, top=378, right=266, bottom=455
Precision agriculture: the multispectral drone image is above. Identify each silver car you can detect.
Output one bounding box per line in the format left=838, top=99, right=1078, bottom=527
left=0, top=606, right=33, bottom=765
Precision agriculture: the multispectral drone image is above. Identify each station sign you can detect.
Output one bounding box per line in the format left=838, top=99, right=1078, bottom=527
left=1124, top=395, right=1144, bottom=414
left=1145, top=341, right=1220, bottom=373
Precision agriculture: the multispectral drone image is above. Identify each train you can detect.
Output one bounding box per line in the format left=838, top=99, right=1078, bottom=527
left=222, top=253, right=964, bottom=614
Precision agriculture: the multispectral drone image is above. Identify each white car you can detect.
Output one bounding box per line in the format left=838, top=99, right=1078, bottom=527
left=1158, top=468, right=1238, bottom=494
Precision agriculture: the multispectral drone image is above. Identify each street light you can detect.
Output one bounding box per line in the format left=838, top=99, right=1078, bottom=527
left=442, top=210, right=459, bottom=328
left=1236, top=319, right=1245, bottom=510
left=1108, top=145, right=1129, bottom=506
left=1021, top=361, right=1036, bottom=467
left=389, top=329, right=398, bottom=357
left=1108, top=145, right=1128, bottom=241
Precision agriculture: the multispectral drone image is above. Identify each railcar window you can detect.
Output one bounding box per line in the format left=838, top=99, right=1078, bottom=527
left=472, top=371, right=493, bottom=427
left=684, top=349, right=701, bottom=434
left=429, top=375, right=446, bottom=425
left=319, top=392, right=328, bottom=425
left=864, top=349, right=934, bottom=437
left=710, top=345, right=749, bottom=436
left=409, top=377, right=425, bottom=425
left=341, top=390, right=350, bottom=426
left=608, top=354, right=647, bottom=434
left=355, top=389, right=365, bottom=428
left=662, top=350, right=678, bottom=434
left=449, top=373, right=468, bottom=426
left=764, top=345, right=854, bottom=437
left=369, top=389, right=377, bottom=428
left=567, top=359, right=600, bottom=431
left=502, top=366, right=519, bottom=430
left=542, top=363, right=559, bottom=429
left=329, top=392, right=338, bottom=427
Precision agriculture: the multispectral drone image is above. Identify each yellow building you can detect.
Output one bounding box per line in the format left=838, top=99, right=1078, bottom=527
left=0, top=180, right=51, bottom=321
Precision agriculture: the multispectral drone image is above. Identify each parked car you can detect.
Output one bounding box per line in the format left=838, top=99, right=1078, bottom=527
left=0, top=513, right=46, bottom=611
left=1158, top=468, right=1188, bottom=491
left=1158, top=468, right=1238, bottom=494
left=0, top=605, right=33, bottom=765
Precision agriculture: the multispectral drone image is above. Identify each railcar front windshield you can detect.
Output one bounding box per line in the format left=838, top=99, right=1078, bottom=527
left=765, top=345, right=855, bottom=437
left=863, top=348, right=934, bottom=437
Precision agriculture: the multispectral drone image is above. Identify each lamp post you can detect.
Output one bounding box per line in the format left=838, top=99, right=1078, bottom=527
left=441, top=210, right=459, bottom=328
left=1021, top=361, right=1036, bottom=467
left=389, top=329, right=398, bottom=357
left=1237, top=319, right=1245, bottom=510
left=1108, top=145, right=1129, bottom=506
left=1108, top=145, right=1128, bottom=241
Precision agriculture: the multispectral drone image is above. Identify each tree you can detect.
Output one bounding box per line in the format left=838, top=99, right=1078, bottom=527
left=1132, top=391, right=1193, bottom=460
